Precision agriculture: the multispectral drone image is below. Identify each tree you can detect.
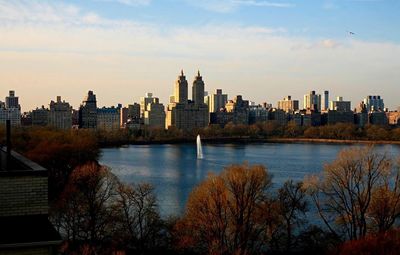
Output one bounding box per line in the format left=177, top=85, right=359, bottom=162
left=52, top=162, right=119, bottom=254
left=305, top=147, right=392, bottom=240
left=115, top=182, right=163, bottom=253
left=175, top=163, right=274, bottom=255
left=367, top=157, right=400, bottom=233
left=276, top=180, right=308, bottom=252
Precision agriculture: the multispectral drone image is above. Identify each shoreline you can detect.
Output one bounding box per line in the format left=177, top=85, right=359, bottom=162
left=100, top=137, right=400, bottom=147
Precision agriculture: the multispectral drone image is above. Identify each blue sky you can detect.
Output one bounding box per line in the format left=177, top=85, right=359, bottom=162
left=0, top=0, right=399, bottom=110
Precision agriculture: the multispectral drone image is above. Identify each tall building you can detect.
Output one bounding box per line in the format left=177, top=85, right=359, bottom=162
left=5, top=90, right=19, bottom=109
left=174, top=70, right=188, bottom=104
left=140, top=93, right=154, bottom=117
left=79, top=91, right=97, bottom=129
left=166, top=70, right=209, bottom=130
left=211, top=95, right=249, bottom=126
left=97, top=107, right=120, bottom=131
left=304, top=91, right=321, bottom=112
left=144, top=98, right=166, bottom=128
left=0, top=90, right=21, bottom=126
left=208, top=89, right=228, bottom=113
left=120, top=107, right=129, bottom=128
left=32, top=106, right=49, bottom=127
left=128, top=103, right=141, bottom=121
left=277, top=96, right=299, bottom=113
left=48, top=96, right=72, bottom=130
left=323, top=90, right=329, bottom=111
left=329, top=97, right=351, bottom=112
left=192, top=70, right=205, bottom=105
left=363, top=95, right=384, bottom=112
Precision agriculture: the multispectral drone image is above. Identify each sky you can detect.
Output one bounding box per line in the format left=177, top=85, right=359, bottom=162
left=0, top=0, right=399, bottom=111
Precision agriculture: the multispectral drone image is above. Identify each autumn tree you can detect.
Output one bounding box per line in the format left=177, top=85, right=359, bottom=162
left=305, top=147, right=394, bottom=240
left=52, top=162, right=119, bottom=254
left=175, top=163, right=274, bottom=255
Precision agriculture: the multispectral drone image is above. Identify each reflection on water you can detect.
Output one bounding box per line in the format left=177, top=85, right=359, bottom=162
left=100, top=143, right=400, bottom=217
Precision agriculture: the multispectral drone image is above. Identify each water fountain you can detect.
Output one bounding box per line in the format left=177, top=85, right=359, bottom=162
left=196, top=134, right=203, bottom=159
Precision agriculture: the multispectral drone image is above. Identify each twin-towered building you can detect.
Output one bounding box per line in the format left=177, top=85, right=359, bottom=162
left=166, top=70, right=209, bottom=130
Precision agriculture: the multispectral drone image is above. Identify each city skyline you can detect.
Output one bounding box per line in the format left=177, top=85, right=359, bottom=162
left=0, top=0, right=400, bottom=111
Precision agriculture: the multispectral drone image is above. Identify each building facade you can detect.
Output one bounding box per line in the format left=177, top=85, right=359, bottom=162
left=79, top=90, right=97, bottom=129
left=144, top=98, right=166, bottom=128
left=97, top=107, right=120, bottom=131
left=48, top=96, right=72, bottom=130
left=304, top=91, right=321, bottom=112
left=329, top=97, right=351, bottom=112
left=277, top=96, right=299, bottom=113
left=0, top=90, right=21, bottom=127
left=166, top=70, right=209, bottom=131
left=363, top=95, right=384, bottom=112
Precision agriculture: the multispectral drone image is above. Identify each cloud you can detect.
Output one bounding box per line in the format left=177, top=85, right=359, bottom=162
left=93, top=0, right=151, bottom=6
left=184, top=0, right=294, bottom=13
left=0, top=0, right=399, bottom=111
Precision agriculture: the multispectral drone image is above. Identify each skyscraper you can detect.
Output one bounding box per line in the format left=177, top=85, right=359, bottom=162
left=5, top=90, right=19, bottom=109
left=208, top=89, right=228, bottom=113
left=192, top=70, right=205, bottom=105
left=277, top=96, right=299, bottom=113
left=0, top=90, right=21, bottom=126
left=140, top=93, right=154, bottom=117
left=304, top=91, right=321, bottom=112
left=174, top=70, right=188, bottom=104
left=323, top=90, right=329, bottom=111
left=166, top=70, right=209, bottom=130
left=79, top=90, right=97, bottom=129
left=363, top=95, right=384, bottom=112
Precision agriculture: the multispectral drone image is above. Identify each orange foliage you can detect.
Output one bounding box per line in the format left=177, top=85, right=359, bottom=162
left=336, top=229, right=400, bottom=255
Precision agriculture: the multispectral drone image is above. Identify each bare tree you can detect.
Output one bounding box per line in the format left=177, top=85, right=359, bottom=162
left=115, top=182, right=162, bottom=253
left=305, top=147, right=392, bottom=240
left=277, top=180, right=308, bottom=252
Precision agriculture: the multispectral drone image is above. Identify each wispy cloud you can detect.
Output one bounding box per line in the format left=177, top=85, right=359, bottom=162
left=184, top=0, right=294, bottom=13
left=93, top=0, right=151, bottom=6
left=0, top=0, right=399, bottom=111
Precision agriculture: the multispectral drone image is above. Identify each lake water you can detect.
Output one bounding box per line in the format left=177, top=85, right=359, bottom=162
left=100, top=143, right=400, bottom=217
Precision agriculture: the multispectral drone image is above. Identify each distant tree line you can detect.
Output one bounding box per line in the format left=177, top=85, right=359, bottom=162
left=95, top=122, right=400, bottom=145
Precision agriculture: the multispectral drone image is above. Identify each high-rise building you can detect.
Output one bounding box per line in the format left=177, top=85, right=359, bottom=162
left=79, top=91, right=97, bottom=129
left=0, top=90, right=21, bottom=126
left=5, top=90, right=19, bottom=109
left=363, top=95, right=384, bottom=112
left=304, top=91, right=321, bottom=112
left=32, top=106, right=49, bottom=126
left=208, top=89, right=228, bottom=113
left=211, top=95, right=249, bottom=126
left=329, top=96, right=351, bottom=112
left=166, top=70, right=209, bottom=130
left=97, top=107, right=120, bottom=131
left=323, top=90, right=329, bottom=111
left=128, top=103, right=141, bottom=121
left=140, top=93, right=154, bottom=117
left=174, top=70, right=188, bottom=104
left=120, top=107, right=129, bottom=128
left=277, top=96, right=299, bottom=113
left=48, top=96, right=72, bottom=130
left=144, top=98, right=166, bottom=128
left=192, top=70, right=205, bottom=105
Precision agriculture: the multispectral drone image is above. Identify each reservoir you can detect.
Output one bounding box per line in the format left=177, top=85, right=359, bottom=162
left=100, top=143, right=400, bottom=216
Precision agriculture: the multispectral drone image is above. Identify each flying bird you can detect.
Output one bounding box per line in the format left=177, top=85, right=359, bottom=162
left=347, top=31, right=355, bottom=35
